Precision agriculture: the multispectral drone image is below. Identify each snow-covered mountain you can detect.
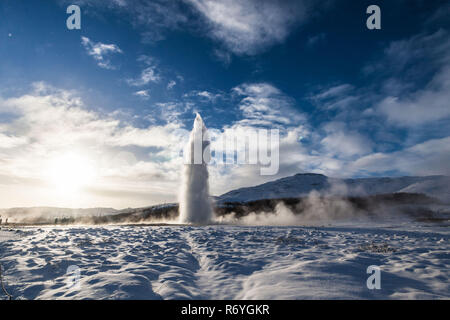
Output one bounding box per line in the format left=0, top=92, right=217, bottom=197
left=217, top=173, right=450, bottom=203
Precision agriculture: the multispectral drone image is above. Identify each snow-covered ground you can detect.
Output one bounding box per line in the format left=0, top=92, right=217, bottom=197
left=0, top=223, right=448, bottom=300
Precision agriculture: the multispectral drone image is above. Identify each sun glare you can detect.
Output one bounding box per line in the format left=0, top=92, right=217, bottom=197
left=48, top=152, right=96, bottom=193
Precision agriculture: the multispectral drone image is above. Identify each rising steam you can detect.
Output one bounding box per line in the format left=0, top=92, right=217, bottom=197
left=179, top=113, right=213, bottom=224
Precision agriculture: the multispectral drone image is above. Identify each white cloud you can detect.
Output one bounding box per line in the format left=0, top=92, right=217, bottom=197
left=186, top=0, right=310, bottom=55
left=233, top=83, right=305, bottom=127
left=167, top=80, right=176, bottom=89
left=0, top=82, right=188, bottom=208
left=81, top=36, right=123, bottom=69
left=127, top=56, right=160, bottom=86
left=0, top=133, right=28, bottom=149
left=374, top=30, right=450, bottom=126
left=127, top=66, right=160, bottom=86
left=155, top=101, right=193, bottom=123
left=109, top=123, right=184, bottom=148
left=351, top=136, right=450, bottom=176
left=0, top=84, right=184, bottom=150
left=197, top=91, right=215, bottom=99
left=184, top=90, right=223, bottom=102
left=377, top=66, right=450, bottom=126
left=320, top=122, right=373, bottom=157
left=133, top=90, right=150, bottom=99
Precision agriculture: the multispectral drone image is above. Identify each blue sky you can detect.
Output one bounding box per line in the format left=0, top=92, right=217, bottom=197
left=0, top=0, right=449, bottom=208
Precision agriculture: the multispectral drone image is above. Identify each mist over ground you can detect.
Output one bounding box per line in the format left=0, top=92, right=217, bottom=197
left=2, top=192, right=448, bottom=227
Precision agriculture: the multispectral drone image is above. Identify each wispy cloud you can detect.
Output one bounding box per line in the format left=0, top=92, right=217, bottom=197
left=127, top=55, right=160, bottom=86
left=185, top=0, right=311, bottom=55
left=133, top=90, right=150, bottom=99
left=375, top=30, right=450, bottom=126
left=81, top=36, right=123, bottom=69
left=183, top=90, right=223, bottom=102
left=233, top=83, right=305, bottom=127
left=127, top=0, right=188, bottom=43
left=309, top=84, right=360, bottom=110
left=312, top=84, right=354, bottom=101
left=307, top=33, right=326, bottom=48
left=167, top=80, right=177, bottom=89
left=213, top=48, right=232, bottom=65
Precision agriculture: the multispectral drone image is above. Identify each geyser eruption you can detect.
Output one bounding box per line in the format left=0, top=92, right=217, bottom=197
left=179, top=113, right=213, bottom=224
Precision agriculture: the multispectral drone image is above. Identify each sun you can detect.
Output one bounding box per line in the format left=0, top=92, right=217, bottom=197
left=47, top=152, right=96, bottom=193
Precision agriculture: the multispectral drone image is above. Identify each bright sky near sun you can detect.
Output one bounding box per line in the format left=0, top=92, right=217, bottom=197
left=0, top=0, right=449, bottom=209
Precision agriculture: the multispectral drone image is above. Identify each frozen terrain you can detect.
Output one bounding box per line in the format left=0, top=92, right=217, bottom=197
left=0, top=223, right=448, bottom=300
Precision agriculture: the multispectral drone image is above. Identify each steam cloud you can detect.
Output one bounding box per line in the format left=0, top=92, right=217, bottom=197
left=216, top=181, right=384, bottom=226
left=216, top=191, right=359, bottom=226
left=179, top=113, right=213, bottom=224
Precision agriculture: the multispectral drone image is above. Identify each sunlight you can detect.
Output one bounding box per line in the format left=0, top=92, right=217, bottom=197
left=47, top=152, right=97, bottom=193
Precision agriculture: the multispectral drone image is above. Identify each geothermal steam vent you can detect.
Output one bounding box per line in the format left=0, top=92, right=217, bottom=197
left=179, top=113, right=213, bottom=224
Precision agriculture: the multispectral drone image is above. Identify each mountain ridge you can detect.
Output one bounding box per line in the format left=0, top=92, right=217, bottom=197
left=217, top=173, right=450, bottom=203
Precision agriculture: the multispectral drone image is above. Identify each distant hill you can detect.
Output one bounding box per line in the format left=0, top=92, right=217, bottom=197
left=216, top=173, right=450, bottom=204
left=0, top=204, right=178, bottom=225
left=0, top=207, right=118, bottom=223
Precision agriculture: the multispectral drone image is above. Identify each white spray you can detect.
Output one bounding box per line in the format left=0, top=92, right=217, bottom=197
left=179, top=113, right=213, bottom=224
